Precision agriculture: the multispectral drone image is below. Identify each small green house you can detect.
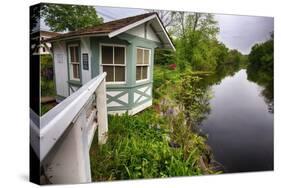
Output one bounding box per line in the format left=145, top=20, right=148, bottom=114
left=46, top=12, right=175, bottom=115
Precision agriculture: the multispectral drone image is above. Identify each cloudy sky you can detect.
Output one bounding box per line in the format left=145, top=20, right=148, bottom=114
left=41, top=6, right=274, bottom=54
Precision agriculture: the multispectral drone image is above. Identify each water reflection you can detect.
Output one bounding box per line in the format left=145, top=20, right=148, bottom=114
left=200, top=69, right=273, bottom=173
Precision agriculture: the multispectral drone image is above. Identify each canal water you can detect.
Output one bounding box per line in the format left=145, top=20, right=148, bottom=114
left=200, top=69, right=273, bottom=173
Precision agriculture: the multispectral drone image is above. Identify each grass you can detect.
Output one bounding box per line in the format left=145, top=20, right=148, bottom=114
left=90, top=64, right=216, bottom=181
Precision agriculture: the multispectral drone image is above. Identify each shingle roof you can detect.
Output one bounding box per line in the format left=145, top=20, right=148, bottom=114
left=45, top=12, right=156, bottom=42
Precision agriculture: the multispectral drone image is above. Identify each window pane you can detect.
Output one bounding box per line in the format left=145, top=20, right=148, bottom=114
left=73, top=64, right=80, bottom=79
left=103, top=66, right=114, bottom=82
left=115, top=66, right=125, bottom=82
left=142, top=66, right=148, bottom=79
left=70, top=47, right=75, bottom=62
left=102, top=46, right=113, bottom=64
left=137, top=49, right=143, bottom=64
left=70, top=46, right=79, bottom=62
left=136, top=66, right=142, bottom=80
left=144, top=50, right=149, bottom=64
left=114, top=47, right=125, bottom=64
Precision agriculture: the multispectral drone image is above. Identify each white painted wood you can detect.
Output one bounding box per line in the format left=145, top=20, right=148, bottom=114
left=126, top=24, right=145, bottom=38
left=118, top=93, right=128, bottom=104
left=40, top=73, right=107, bottom=161
left=53, top=41, right=68, bottom=97
left=43, top=109, right=91, bottom=184
left=107, top=101, right=123, bottom=107
left=96, top=79, right=108, bottom=145
left=69, top=85, right=79, bottom=95
left=38, top=73, right=108, bottom=184
left=107, top=91, right=123, bottom=97
left=147, top=24, right=160, bottom=42
left=108, top=14, right=157, bottom=38
left=146, top=87, right=152, bottom=96
left=134, top=93, right=141, bottom=103
left=138, top=86, right=149, bottom=93
left=81, top=37, right=92, bottom=84
left=128, top=100, right=153, bottom=115
left=138, top=96, right=148, bottom=103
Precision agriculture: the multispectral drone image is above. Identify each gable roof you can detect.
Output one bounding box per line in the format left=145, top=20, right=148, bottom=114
left=44, top=12, right=175, bottom=50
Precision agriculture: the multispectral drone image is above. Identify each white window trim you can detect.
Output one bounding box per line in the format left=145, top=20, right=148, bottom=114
left=68, top=44, right=80, bottom=82
left=99, top=43, right=127, bottom=84
left=136, top=47, right=151, bottom=83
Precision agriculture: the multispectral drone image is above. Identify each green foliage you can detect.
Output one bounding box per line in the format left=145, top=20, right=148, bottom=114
left=166, top=12, right=248, bottom=73
left=40, top=55, right=55, bottom=97
left=90, top=110, right=205, bottom=181
left=247, top=34, right=273, bottom=111
left=42, top=4, right=103, bottom=32
left=90, top=65, right=218, bottom=181
left=154, top=48, right=176, bottom=65
left=177, top=75, right=211, bottom=127
left=173, top=13, right=220, bottom=72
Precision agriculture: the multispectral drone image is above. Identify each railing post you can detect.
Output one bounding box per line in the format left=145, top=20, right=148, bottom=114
left=96, top=77, right=108, bottom=145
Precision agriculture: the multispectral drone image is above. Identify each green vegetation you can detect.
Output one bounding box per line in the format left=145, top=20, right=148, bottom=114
left=40, top=54, right=55, bottom=97
left=156, top=13, right=247, bottom=73
left=90, top=65, right=218, bottom=181
left=42, top=4, right=103, bottom=32
left=40, top=54, right=57, bottom=116
left=247, top=34, right=274, bottom=112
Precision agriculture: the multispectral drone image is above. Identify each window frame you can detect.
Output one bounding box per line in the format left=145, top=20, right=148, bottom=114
left=100, top=43, right=127, bottom=84
left=136, top=47, right=151, bottom=83
left=68, top=43, right=81, bottom=82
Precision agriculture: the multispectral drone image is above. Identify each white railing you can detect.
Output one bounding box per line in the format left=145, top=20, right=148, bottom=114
left=30, top=73, right=108, bottom=184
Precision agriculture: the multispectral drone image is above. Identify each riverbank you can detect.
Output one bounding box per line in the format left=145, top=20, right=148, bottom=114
left=90, top=65, right=220, bottom=181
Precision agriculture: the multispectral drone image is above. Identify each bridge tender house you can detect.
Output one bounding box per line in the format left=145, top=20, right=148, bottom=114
left=44, top=12, right=175, bottom=115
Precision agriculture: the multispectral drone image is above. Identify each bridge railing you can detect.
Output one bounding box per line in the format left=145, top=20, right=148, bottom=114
left=30, top=72, right=108, bottom=184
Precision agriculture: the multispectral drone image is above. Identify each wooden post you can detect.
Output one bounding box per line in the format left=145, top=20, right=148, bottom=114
left=96, top=78, right=108, bottom=145
left=43, top=109, right=91, bottom=184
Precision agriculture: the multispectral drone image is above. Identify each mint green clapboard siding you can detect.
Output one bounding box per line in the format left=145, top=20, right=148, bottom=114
left=90, top=33, right=160, bottom=113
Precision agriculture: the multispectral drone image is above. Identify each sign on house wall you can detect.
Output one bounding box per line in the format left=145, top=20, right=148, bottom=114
left=82, top=53, right=89, bottom=70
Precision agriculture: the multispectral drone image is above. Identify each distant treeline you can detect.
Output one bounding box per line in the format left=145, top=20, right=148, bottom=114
left=247, top=33, right=274, bottom=110
left=154, top=13, right=248, bottom=72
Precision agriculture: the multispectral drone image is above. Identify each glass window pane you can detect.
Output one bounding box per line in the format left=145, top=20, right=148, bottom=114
left=102, top=46, right=113, bottom=64
left=136, top=66, right=142, bottom=80
left=73, top=64, right=80, bottom=79
left=114, top=47, right=125, bottom=64
left=70, top=47, right=74, bottom=62
left=103, top=66, right=114, bottom=82
left=70, top=46, right=79, bottom=62
left=142, top=66, right=148, bottom=79
left=144, top=49, right=149, bottom=64
left=115, top=66, right=125, bottom=82
left=137, top=49, right=143, bottom=64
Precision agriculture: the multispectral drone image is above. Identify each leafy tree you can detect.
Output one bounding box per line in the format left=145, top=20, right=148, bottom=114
left=42, top=4, right=103, bottom=32
left=247, top=33, right=273, bottom=112
left=171, top=13, right=220, bottom=71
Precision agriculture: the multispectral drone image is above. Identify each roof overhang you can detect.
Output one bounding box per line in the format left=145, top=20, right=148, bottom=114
left=108, top=14, right=175, bottom=51
left=43, top=13, right=175, bottom=51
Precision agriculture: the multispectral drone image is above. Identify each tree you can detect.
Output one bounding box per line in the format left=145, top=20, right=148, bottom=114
left=147, top=10, right=177, bottom=27
left=42, top=4, right=103, bottom=32
left=247, top=32, right=274, bottom=112
left=172, top=13, right=219, bottom=71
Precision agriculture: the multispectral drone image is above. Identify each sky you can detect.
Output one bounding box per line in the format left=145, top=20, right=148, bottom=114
left=40, top=6, right=274, bottom=54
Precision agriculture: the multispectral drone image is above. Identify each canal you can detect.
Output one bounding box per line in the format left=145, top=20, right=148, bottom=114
left=200, top=69, right=273, bottom=173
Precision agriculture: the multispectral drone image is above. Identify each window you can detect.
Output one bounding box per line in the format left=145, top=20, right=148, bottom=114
left=68, top=44, right=80, bottom=81
left=101, top=45, right=126, bottom=83
left=136, top=48, right=150, bottom=81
